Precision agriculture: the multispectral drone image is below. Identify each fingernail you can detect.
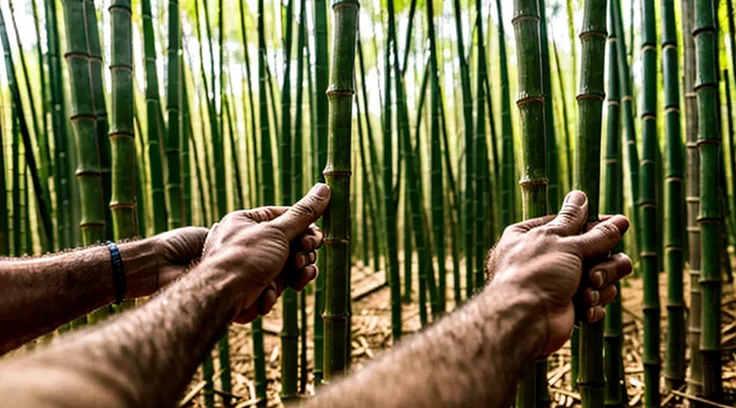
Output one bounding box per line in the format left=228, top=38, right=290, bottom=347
left=590, top=290, right=600, bottom=306
left=564, top=191, right=586, bottom=207
left=592, top=270, right=605, bottom=288
left=311, top=183, right=330, bottom=199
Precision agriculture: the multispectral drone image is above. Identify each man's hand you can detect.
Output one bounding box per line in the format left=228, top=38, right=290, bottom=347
left=486, top=190, right=632, bottom=355
left=200, top=183, right=330, bottom=323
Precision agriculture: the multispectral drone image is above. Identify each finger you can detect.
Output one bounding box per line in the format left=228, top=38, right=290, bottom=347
left=543, top=191, right=589, bottom=236
left=289, top=265, right=318, bottom=292
left=566, top=215, right=630, bottom=259
left=259, top=285, right=279, bottom=315
left=588, top=253, right=633, bottom=288
left=299, top=226, right=324, bottom=251
left=292, top=251, right=317, bottom=269
left=583, top=287, right=601, bottom=307
left=233, top=304, right=260, bottom=324
left=505, top=214, right=557, bottom=234
left=271, top=184, right=331, bottom=241
left=597, top=285, right=618, bottom=306
left=587, top=306, right=606, bottom=323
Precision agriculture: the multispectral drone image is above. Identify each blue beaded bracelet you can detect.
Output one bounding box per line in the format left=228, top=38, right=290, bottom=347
left=106, top=241, right=126, bottom=305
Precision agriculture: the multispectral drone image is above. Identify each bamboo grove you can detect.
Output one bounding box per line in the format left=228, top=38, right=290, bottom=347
left=2, top=0, right=736, bottom=406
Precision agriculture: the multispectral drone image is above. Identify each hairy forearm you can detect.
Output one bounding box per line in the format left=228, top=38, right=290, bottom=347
left=0, top=260, right=238, bottom=408
left=305, top=283, right=546, bottom=408
left=0, top=240, right=158, bottom=354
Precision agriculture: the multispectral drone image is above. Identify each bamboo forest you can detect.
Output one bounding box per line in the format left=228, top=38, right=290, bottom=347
left=4, top=0, right=736, bottom=406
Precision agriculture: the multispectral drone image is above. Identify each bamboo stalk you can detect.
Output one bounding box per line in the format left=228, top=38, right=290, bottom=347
left=497, top=0, right=516, bottom=230
left=604, top=8, right=626, bottom=406
left=109, top=0, right=137, bottom=241
left=574, top=1, right=607, bottom=406
left=322, top=0, right=359, bottom=380
left=693, top=0, right=723, bottom=400
left=512, top=0, right=550, bottom=404
left=662, top=0, right=686, bottom=392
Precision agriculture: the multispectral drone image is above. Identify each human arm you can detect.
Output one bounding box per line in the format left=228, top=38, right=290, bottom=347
left=0, top=184, right=330, bottom=408
left=0, top=227, right=207, bottom=355
left=304, top=191, right=633, bottom=408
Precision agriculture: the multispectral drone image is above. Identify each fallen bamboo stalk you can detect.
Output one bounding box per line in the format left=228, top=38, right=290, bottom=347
left=670, top=390, right=734, bottom=408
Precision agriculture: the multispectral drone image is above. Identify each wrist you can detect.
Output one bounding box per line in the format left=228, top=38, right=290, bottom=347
left=481, top=280, right=548, bottom=359
left=197, top=256, right=263, bottom=319
left=119, top=238, right=160, bottom=299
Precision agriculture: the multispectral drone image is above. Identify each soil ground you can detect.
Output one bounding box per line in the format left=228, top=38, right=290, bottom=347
left=182, top=256, right=736, bottom=408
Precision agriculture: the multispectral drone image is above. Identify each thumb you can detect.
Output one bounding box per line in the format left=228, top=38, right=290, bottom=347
left=542, top=190, right=589, bottom=236
left=271, top=183, right=331, bottom=241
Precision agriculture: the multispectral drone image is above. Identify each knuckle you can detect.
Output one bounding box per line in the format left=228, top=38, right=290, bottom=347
left=292, top=200, right=317, bottom=218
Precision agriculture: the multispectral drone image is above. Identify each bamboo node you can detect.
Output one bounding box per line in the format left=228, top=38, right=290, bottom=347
left=622, top=95, right=633, bottom=101
left=518, top=177, right=549, bottom=187
left=603, top=158, right=619, bottom=164
left=515, top=96, right=544, bottom=106
left=326, top=89, right=355, bottom=97
left=684, top=92, right=697, bottom=98
left=323, top=169, right=352, bottom=177
left=321, top=314, right=350, bottom=322
left=639, top=159, right=655, bottom=165
left=686, top=226, right=700, bottom=232
left=109, top=131, right=135, bottom=139
left=606, top=100, right=620, bottom=106
left=69, top=114, right=97, bottom=122
left=696, top=217, right=720, bottom=224
left=640, top=44, right=657, bottom=52
left=642, top=113, right=656, bottom=121
left=110, top=64, right=134, bottom=72
left=64, top=51, right=90, bottom=60
left=685, top=142, right=698, bottom=148
left=640, top=251, right=657, bottom=257
left=575, top=93, right=604, bottom=101
left=511, top=15, right=540, bottom=25
left=579, top=30, right=607, bottom=39
left=108, top=4, right=132, bottom=13
left=664, top=246, right=684, bottom=252
left=665, top=176, right=683, bottom=182
left=662, top=43, right=677, bottom=50
left=332, top=1, right=360, bottom=10
left=664, top=107, right=680, bottom=114
left=109, top=203, right=136, bottom=210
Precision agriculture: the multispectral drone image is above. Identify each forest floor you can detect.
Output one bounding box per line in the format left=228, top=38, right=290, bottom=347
left=181, top=256, right=736, bottom=408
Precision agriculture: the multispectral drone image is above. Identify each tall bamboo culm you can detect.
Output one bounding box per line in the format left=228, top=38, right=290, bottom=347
left=60, top=0, right=105, bottom=248
left=109, top=0, right=137, bottom=241
left=322, top=0, right=359, bottom=381
left=166, top=0, right=182, bottom=230
left=497, top=0, right=515, bottom=230
left=662, top=0, right=685, bottom=392
left=611, top=0, right=641, bottom=258
left=512, top=0, right=549, bottom=404
left=312, top=0, right=329, bottom=384
left=253, top=0, right=271, bottom=401
left=575, top=1, right=607, bottom=407
left=640, top=0, right=661, bottom=404
left=693, top=0, right=723, bottom=399
left=141, top=0, right=167, bottom=234
left=604, top=7, right=625, bottom=406
left=680, top=0, right=704, bottom=396
left=280, top=0, right=298, bottom=399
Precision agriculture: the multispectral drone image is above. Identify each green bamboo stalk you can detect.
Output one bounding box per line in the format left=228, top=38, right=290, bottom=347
left=640, top=0, right=661, bottom=404
left=539, top=0, right=558, bottom=214
left=566, top=0, right=577, bottom=88
left=253, top=0, right=271, bottom=400
left=141, top=0, right=167, bottom=234
left=427, top=0, right=446, bottom=312
left=611, top=0, right=641, bottom=258
left=312, top=0, right=328, bottom=385
left=59, top=0, right=104, bottom=251
left=45, top=0, right=72, bottom=249
left=0, top=98, right=6, bottom=255
left=181, top=56, right=192, bottom=227
left=109, top=0, right=137, bottom=241
left=279, top=0, right=298, bottom=397
left=574, top=1, right=607, bottom=406
left=496, top=0, right=516, bottom=230
left=604, top=9, right=625, bottom=406
left=165, top=0, right=182, bottom=234
left=454, top=0, right=474, bottom=297
left=662, top=0, right=686, bottom=392
left=693, top=0, right=723, bottom=399
left=322, top=0, right=359, bottom=380
left=379, top=16, right=400, bottom=339
left=12, top=114, right=21, bottom=257
left=473, top=3, right=487, bottom=293
left=8, top=1, right=46, bottom=193
left=551, top=39, right=573, bottom=192
left=29, top=0, right=51, bottom=196
left=399, top=0, right=417, bottom=75
left=512, top=0, right=550, bottom=404
left=84, top=0, right=112, bottom=242
left=239, top=1, right=259, bottom=208
left=134, top=105, right=147, bottom=236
